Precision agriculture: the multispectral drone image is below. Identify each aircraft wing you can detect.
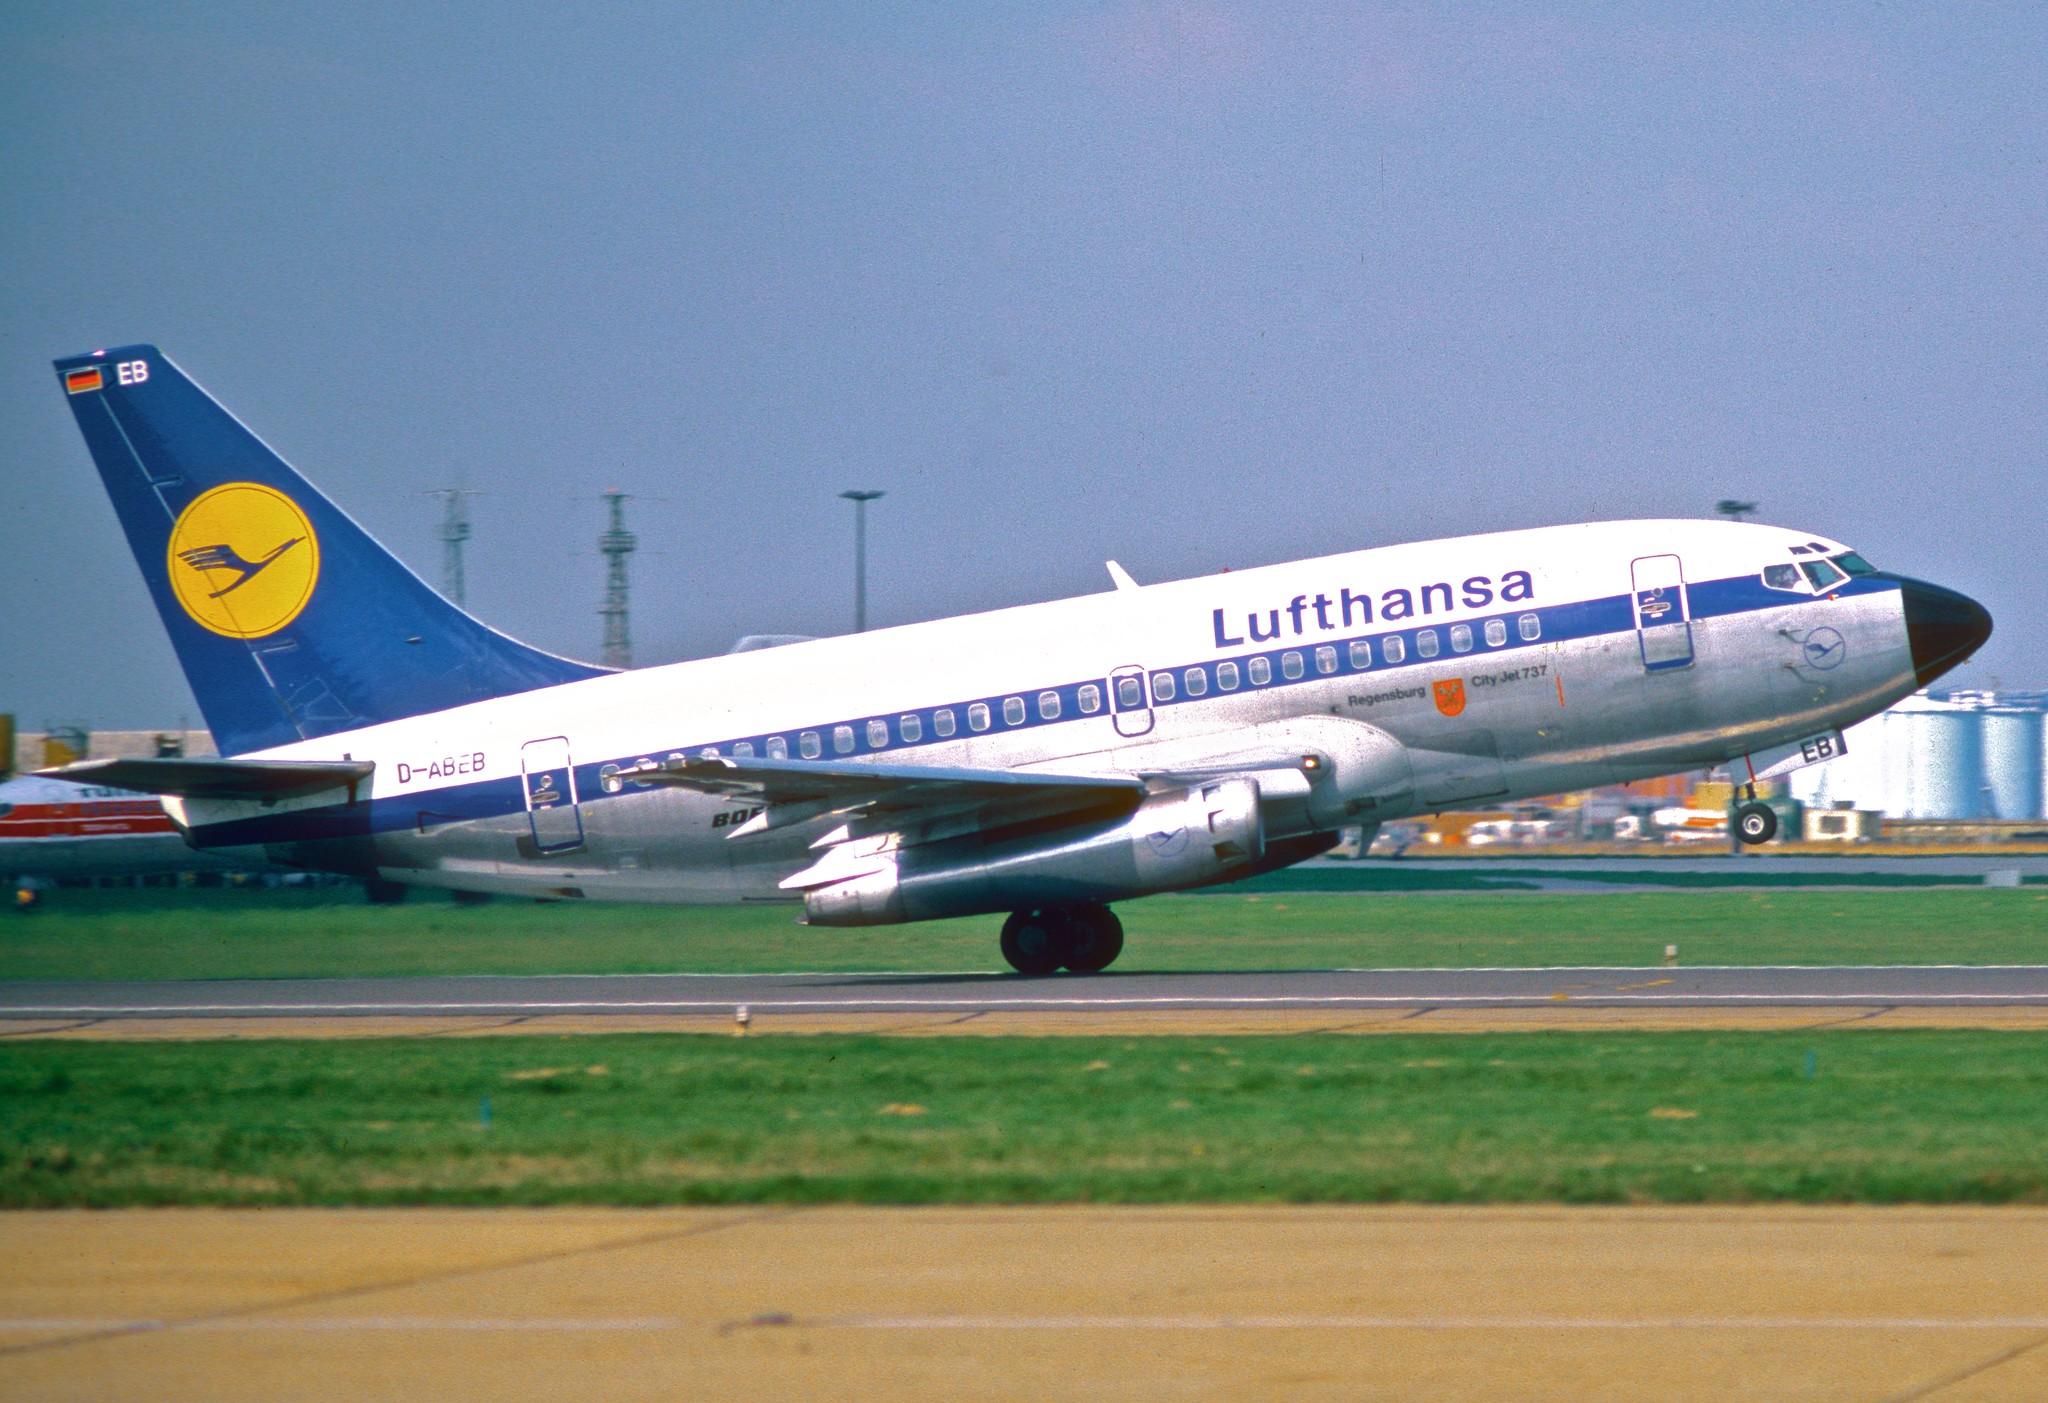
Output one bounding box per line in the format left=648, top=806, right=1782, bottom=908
left=622, top=754, right=1146, bottom=837
left=39, top=757, right=375, bottom=802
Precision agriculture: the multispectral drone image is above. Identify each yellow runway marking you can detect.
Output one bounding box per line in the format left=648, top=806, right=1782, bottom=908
left=6, top=1312, right=2048, bottom=1332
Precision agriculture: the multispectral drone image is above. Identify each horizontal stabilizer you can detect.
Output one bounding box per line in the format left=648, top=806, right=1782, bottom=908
left=40, top=757, right=374, bottom=802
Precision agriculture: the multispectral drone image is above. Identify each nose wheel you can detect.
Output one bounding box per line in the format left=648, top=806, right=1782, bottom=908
left=1000, top=903, right=1125, bottom=974
left=1734, top=801, right=1778, bottom=846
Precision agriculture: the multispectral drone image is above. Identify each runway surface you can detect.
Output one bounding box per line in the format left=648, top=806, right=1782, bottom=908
left=6, top=965, right=2048, bottom=1020
left=5, top=1207, right=2047, bottom=1401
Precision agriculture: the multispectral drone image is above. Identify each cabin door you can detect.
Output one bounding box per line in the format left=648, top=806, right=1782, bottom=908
left=520, top=736, right=585, bottom=853
left=1630, top=555, right=1696, bottom=672
left=1110, top=666, right=1155, bottom=737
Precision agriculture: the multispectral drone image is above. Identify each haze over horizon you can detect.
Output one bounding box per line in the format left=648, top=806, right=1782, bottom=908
left=3, top=4, right=2041, bottom=731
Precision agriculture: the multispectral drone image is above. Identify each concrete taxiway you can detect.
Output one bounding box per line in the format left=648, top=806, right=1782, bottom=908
left=4, top=1207, right=2046, bottom=1401
left=6, top=965, right=2048, bottom=1017
left=7, top=966, right=2048, bottom=1037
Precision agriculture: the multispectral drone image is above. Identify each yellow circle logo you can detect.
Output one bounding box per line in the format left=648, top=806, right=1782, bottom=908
left=166, top=483, right=320, bottom=638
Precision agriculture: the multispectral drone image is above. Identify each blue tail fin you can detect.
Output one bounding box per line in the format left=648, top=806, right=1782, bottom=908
left=54, top=345, right=608, bottom=755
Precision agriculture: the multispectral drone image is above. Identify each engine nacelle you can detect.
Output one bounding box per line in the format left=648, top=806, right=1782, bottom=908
left=803, top=778, right=1265, bottom=926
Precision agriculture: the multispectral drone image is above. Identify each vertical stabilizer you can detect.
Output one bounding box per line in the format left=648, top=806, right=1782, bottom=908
left=54, top=345, right=609, bottom=755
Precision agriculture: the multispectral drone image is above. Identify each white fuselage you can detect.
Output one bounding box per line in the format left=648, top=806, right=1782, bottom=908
left=170, top=518, right=1919, bottom=908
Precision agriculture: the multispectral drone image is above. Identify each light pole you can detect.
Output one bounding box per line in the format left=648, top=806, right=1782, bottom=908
left=840, top=490, right=884, bottom=632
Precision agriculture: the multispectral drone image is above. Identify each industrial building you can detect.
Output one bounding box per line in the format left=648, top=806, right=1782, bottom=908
left=5, top=725, right=215, bottom=777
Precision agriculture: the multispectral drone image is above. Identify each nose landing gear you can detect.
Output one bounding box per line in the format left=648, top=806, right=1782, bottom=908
left=1734, top=782, right=1779, bottom=846
left=1000, top=903, right=1125, bottom=975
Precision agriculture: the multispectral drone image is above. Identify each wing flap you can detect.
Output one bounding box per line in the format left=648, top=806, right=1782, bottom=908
left=624, top=754, right=1146, bottom=833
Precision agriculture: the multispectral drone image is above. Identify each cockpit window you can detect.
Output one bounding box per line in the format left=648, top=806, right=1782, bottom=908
left=1832, top=552, right=1877, bottom=576
left=1761, top=563, right=1803, bottom=592
left=1800, top=559, right=1846, bottom=591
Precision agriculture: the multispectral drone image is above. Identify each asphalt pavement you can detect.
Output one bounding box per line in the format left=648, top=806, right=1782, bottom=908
left=5, top=965, right=2048, bottom=1018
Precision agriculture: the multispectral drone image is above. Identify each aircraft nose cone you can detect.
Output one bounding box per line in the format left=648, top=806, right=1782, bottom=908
left=1899, top=577, right=1993, bottom=685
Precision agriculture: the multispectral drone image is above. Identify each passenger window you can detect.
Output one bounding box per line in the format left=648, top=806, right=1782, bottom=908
left=1483, top=619, right=1507, bottom=648
left=1151, top=671, right=1176, bottom=701
left=1183, top=667, right=1208, bottom=697
left=1450, top=624, right=1473, bottom=653
left=1077, top=684, right=1102, bottom=714
left=968, top=702, right=991, bottom=732
left=1116, top=676, right=1143, bottom=709
left=1762, top=564, right=1804, bottom=592
left=1315, top=645, right=1337, bottom=674
left=1383, top=636, right=1406, bottom=664
left=1216, top=660, right=1241, bottom=691
left=1801, top=559, right=1846, bottom=591
left=733, top=740, right=756, bottom=758
left=933, top=709, right=956, bottom=738
left=1003, top=696, right=1026, bottom=726
left=1248, top=656, right=1272, bottom=685
left=1037, top=690, right=1061, bottom=720
left=899, top=714, right=922, bottom=744
left=1416, top=630, right=1440, bottom=659
left=799, top=731, right=821, bottom=759
left=766, top=736, right=789, bottom=759
left=1348, top=640, right=1371, bottom=669
left=833, top=725, right=855, bottom=754
left=1517, top=613, right=1540, bottom=641
left=866, top=719, right=889, bottom=749
left=1281, top=651, right=1304, bottom=680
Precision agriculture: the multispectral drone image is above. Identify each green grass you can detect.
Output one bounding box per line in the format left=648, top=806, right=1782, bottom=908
left=4, top=886, right=2048, bottom=980
left=4, top=1032, right=2046, bottom=1206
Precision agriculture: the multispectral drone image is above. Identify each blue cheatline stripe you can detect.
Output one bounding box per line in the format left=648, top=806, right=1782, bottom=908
left=187, top=572, right=1900, bottom=849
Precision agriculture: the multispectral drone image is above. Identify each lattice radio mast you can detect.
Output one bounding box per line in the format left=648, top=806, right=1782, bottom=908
left=598, top=489, right=637, bottom=669
left=425, top=489, right=477, bottom=606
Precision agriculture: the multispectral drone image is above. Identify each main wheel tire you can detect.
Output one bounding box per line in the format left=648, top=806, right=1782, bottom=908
left=1000, top=908, right=1068, bottom=975
left=1060, top=904, right=1125, bottom=974
left=363, top=878, right=409, bottom=905
left=1734, top=802, right=1778, bottom=846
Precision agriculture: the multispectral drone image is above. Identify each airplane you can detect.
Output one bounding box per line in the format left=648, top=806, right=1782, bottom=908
left=42, top=345, right=1992, bottom=972
left=0, top=772, right=263, bottom=906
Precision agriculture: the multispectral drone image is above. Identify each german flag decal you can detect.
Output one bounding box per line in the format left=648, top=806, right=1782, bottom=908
left=64, top=366, right=104, bottom=394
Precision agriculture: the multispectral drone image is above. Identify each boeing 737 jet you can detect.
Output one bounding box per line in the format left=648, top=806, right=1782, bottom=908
left=45, top=346, right=1991, bottom=972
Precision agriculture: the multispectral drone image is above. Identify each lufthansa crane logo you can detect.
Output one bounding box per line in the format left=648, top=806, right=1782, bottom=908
left=166, top=483, right=320, bottom=638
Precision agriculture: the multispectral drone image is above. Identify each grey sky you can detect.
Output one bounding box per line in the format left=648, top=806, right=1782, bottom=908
left=3, top=3, right=2041, bottom=732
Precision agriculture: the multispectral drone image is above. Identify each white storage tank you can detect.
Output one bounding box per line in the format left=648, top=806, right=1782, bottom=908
left=1898, top=702, right=1985, bottom=820
left=1980, top=708, right=2045, bottom=820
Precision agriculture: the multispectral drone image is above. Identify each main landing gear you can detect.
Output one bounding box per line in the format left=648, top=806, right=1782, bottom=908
left=1000, top=903, right=1125, bottom=975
